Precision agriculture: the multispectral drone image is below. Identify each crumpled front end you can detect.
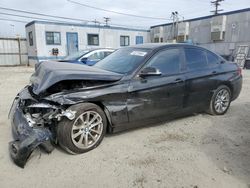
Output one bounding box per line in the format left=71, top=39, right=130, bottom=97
left=9, top=86, right=76, bottom=168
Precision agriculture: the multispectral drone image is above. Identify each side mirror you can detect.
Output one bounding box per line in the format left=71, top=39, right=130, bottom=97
left=139, top=67, right=162, bottom=77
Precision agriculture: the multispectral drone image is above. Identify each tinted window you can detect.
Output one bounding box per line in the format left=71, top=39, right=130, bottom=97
left=95, top=48, right=149, bottom=74
left=206, top=51, right=220, bottom=67
left=146, top=48, right=181, bottom=75
left=185, top=48, right=207, bottom=70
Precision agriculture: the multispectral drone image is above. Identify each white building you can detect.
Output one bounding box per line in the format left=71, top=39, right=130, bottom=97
left=25, top=21, right=150, bottom=65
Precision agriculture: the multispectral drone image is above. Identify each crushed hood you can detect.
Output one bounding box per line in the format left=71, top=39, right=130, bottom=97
left=30, top=61, right=123, bottom=95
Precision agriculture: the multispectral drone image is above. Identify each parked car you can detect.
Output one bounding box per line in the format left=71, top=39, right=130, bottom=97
left=9, top=43, right=242, bottom=167
left=59, top=48, right=115, bottom=65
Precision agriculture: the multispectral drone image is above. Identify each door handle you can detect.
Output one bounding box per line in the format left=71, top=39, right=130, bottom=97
left=174, top=78, right=184, bottom=83
left=212, top=71, right=217, bottom=74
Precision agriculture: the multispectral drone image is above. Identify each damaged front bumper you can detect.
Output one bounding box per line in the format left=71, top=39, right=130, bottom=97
left=9, top=106, right=54, bottom=168
left=9, top=87, right=75, bottom=168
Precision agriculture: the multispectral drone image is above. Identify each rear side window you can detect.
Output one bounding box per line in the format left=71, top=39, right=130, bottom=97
left=206, top=51, right=220, bottom=67
left=185, top=48, right=207, bottom=70
left=146, top=48, right=181, bottom=75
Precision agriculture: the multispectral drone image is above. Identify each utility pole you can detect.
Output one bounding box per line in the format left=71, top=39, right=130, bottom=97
left=171, top=12, right=175, bottom=39
left=103, top=17, right=110, bottom=26
left=171, top=11, right=179, bottom=40
left=211, top=0, right=224, bottom=15
left=93, top=19, right=100, bottom=26
left=175, top=11, right=179, bottom=40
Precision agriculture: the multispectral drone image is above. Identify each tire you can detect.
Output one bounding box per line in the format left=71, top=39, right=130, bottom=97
left=207, top=85, right=231, bottom=115
left=57, top=103, right=107, bottom=154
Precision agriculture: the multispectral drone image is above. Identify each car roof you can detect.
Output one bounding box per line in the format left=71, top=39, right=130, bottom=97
left=129, top=43, right=195, bottom=50
left=87, top=48, right=115, bottom=52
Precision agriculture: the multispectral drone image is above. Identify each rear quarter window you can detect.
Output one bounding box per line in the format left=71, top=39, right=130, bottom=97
left=206, top=51, right=220, bottom=67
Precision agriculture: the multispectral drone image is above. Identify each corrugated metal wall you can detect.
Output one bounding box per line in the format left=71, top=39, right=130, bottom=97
left=150, top=10, right=250, bottom=57
left=0, top=38, right=28, bottom=66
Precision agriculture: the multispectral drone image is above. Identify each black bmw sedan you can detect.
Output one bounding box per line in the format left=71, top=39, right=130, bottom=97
left=9, top=43, right=242, bottom=167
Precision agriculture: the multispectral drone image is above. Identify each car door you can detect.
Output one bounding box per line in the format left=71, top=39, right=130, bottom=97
left=183, top=47, right=220, bottom=109
left=127, top=48, right=186, bottom=123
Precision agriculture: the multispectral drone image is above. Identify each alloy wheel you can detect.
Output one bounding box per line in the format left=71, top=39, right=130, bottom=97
left=214, top=88, right=230, bottom=113
left=71, top=111, right=103, bottom=149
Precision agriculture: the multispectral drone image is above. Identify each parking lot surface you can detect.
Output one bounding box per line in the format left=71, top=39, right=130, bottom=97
left=0, top=67, right=249, bottom=188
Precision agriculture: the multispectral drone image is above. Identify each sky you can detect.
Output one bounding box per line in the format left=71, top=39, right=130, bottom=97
left=0, top=0, right=249, bottom=37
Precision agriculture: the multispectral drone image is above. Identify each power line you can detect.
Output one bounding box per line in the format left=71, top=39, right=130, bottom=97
left=0, top=17, right=28, bottom=23
left=0, top=6, right=149, bottom=29
left=0, top=15, right=148, bottom=29
left=0, top=12, right=81, bottom=24
left=67, top=0, right=171, bottom=20
left=0, top=6, right=91, bottom=23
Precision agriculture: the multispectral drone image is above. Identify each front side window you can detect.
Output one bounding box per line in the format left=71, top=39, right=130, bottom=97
left=46, top=32, right=61, bottom=45
left=88, top=34, right=99, bottom=46
left=120, top=36, right=130, bottom=46
left=145, top=48, right=181, bottom=75
left=29, top=31, right=33, bottom=46
left=184, top=48, right=207, bottom=71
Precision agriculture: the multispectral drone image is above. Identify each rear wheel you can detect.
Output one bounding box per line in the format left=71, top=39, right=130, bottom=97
left=207, top=85, right=231, bottom=115
left=57, top=103, right=107, bottom=154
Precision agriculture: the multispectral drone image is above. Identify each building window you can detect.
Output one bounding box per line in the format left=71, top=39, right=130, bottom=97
left=120, top=36, right=130, bottom=46
left=136, top=36, right=143, bottom=44
left=46, top=32, right=61, bottom=45
left=154, top=37, right=159, bottom=43
left=88, top=34, right=99, bottom=46
left=28, top=31, right=33, bottom=46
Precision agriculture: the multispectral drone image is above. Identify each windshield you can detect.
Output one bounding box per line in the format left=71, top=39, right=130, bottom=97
left=63, top=50, right=90, bottom=61
left=94, top=48, right=150, bottom=74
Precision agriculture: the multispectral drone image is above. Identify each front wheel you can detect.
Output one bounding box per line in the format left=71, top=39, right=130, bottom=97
left=207, top=85, right=231, bottom=115
left=57, top=103, right=107, bottom=154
